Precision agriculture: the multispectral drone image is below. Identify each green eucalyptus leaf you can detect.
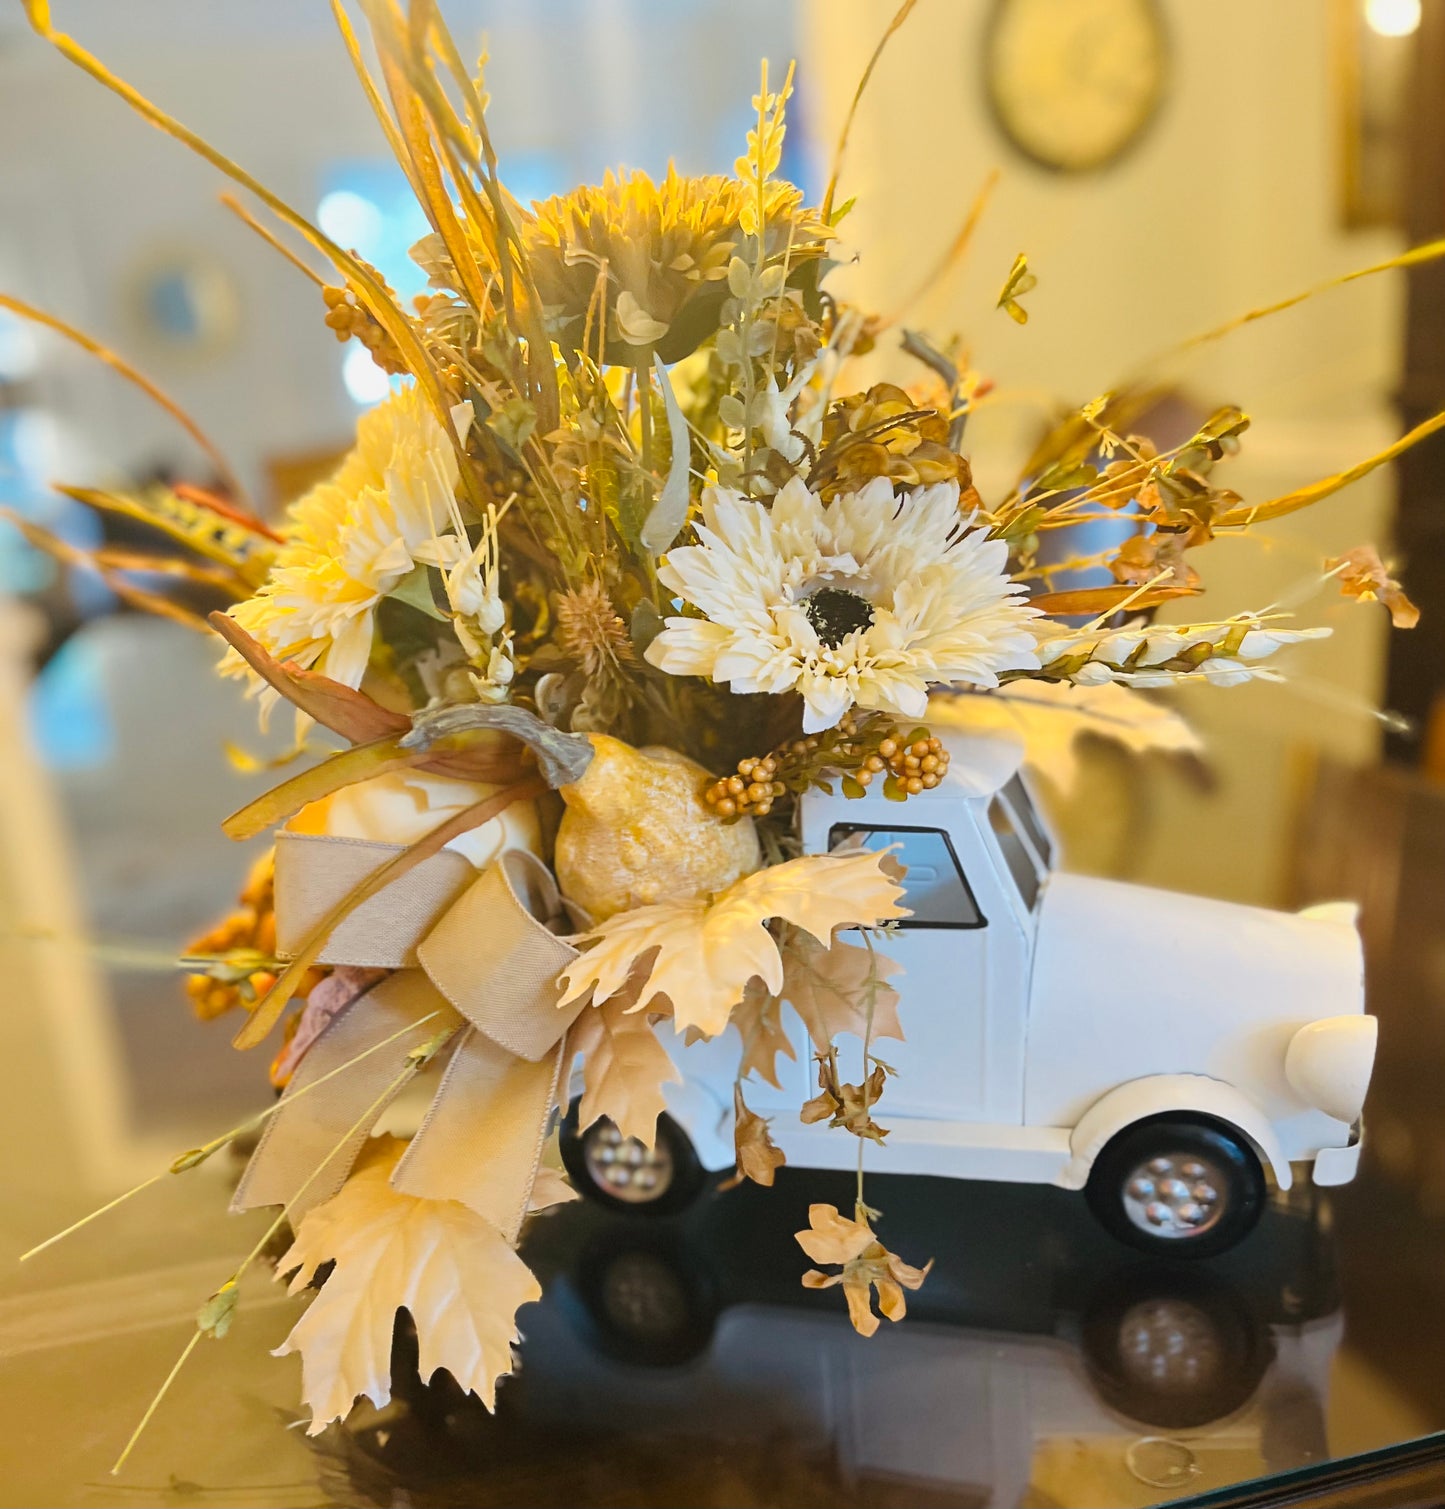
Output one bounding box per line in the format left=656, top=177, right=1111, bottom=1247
left=388, top=563, right=448, bottom=621
left=640, top=358, right=693, bottom=554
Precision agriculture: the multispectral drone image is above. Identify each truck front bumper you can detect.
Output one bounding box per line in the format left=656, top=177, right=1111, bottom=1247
left=1312, top=1121, right=1364, bottom=1186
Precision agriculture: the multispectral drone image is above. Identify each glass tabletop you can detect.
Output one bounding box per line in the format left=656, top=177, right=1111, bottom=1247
left=2, top=1148, right=1444, bottom=1509
left=4, top=617, right=1445, bottom=1508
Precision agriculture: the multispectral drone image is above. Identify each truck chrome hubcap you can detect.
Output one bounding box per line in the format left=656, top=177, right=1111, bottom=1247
left=1121, top=1153, right=1228, bottom=1238
left=583, top=1120, right=674, bottom=1203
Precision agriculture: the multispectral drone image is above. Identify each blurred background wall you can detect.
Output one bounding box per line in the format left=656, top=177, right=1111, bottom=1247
left=0, top=0, right=1435, bottom=1198
left=806, top=0, right=1408, bottom=906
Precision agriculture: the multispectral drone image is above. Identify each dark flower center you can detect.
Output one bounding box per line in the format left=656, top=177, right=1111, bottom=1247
left=803, top=587, right=875, bottom=648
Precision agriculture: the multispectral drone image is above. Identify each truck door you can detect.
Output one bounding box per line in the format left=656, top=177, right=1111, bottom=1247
left=826, top=819, right=1010, bottom=1123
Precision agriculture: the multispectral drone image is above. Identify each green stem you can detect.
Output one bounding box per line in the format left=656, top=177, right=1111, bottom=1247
left=22, top=1009, right=444, bottom=1263
left=109, top=1332, right=202, bottom=1477
left=638, top=355, right=654, bottom=480
left=855, top=933, right=881, bottom=1217
left=109, top=1025, right=452, bottom=1477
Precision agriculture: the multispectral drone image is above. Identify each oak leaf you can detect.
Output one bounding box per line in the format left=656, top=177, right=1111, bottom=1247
left=732, top=979, right=796, bottom=1089
left=529, top=1166, right=579, bottom=1212
left=557, top=850, right=907, bottom=1038
left=1328, top=544, right=1420, bottom=629
left=780, top=931, right=903, bottom=1048
left=796, top=1203, right=932, bottom=1338
left=733, top=1083, right=786, bottom=1186
left=274, top=1136, right=540, bottom=1432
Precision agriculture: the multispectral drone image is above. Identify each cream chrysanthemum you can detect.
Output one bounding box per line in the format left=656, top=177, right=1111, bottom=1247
left=222, top=386, right=468, bottom=725
left=645, top=477, right=1040, bottom=732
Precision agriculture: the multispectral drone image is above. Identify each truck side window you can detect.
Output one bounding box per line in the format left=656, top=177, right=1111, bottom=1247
left=1002, top=773, right=1052, bottom=867
left=828, top=825, right=985, bottom=928
left=988, top=798, right=1041, bottom=910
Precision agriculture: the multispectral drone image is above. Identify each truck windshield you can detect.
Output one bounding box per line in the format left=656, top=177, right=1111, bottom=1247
left=828, top=825, right=985, bottom=928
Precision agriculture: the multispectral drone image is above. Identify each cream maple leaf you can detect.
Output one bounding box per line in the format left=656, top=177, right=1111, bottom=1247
left=529, top=1165, right=579, bottom=1211
left=567, top=984, right=681, bottom=1147
left=274, top=1136, right=541, bottom=1432
left=928, top=682, right=1200, bottom=793
left=557, top=850, right=907, bottom=1038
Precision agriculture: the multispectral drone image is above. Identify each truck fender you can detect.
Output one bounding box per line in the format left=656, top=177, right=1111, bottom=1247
left=1055, top=1073, right=1292, bottom=1193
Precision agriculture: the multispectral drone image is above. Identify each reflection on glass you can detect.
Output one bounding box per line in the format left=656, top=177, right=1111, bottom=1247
left=298, top=1172, right=1344, bottom=1509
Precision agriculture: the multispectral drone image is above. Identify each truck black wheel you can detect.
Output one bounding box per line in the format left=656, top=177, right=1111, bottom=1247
left=559, top=1100, right=704, bottom=1216
left=1085, top=1114, right=1266, bottom=1258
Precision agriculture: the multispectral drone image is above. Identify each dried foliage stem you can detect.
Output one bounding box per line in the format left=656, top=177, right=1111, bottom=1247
left=856, top=932, right=881, bottom=1216
left=1218, top=406, right=1445, bottom=527
left=0, top=508, right=213, bottom=632
left=219, top=194, right=328, bottom=287
left=21, top=0, right=479, bottom=506
left=821, top=0, right=918, bottom=221
left=885, top=169, right=1001, bottom=327
left=1160, top=231, right=1445, bottom=364
left=0, top=292, right=245, bottom=499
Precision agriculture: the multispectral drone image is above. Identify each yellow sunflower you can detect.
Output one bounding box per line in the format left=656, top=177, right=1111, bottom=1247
left=520, top=165, right=832, bottom=365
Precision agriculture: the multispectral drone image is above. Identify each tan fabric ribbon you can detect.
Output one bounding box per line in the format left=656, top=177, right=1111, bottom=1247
left=232, top=833, right=584, bottom=1241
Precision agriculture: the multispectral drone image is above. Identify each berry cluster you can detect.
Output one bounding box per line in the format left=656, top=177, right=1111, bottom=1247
left=870, top=732, right=952, bottom=796
left=322, top=284, right=408, bottom=375
left=703, top=713, right=953, bottom=823
left=703, top=752, right=786, bottom=819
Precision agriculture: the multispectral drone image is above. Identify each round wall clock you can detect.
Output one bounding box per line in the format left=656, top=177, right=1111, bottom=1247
left=984, top=0, right=1169, bottom=173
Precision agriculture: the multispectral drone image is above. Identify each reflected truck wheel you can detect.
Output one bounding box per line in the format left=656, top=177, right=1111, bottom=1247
left=575, top=1237, right=718, bottom=1367
left=559, top=1100, right=705, bottom=1216
left=1081, top=1268, right=1271, bottom=1430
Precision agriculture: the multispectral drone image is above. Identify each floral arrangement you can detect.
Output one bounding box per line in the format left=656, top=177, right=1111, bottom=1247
left=10, top=0, right=1434, bottom=1472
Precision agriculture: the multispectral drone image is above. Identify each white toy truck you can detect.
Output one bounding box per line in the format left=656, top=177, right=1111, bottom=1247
left=561, top=731, right=1376, bottom=1257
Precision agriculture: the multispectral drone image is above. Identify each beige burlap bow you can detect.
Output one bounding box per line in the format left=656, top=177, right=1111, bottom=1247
left=231, top=834, right=584, bottom=1241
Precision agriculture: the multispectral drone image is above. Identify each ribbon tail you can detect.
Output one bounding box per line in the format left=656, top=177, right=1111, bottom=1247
left=391, top=1029, right=565, bottom=1244
left=231, top=972, right=461, bottom=1221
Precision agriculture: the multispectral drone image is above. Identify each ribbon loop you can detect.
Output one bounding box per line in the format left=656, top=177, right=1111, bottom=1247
left=236, top=835, right=587, bottom=1234
left=274, top=831, right=475, bottom=968
left=417, top=851, right=584, bottom=1061
left=231, top=971, right=462, bottom=1221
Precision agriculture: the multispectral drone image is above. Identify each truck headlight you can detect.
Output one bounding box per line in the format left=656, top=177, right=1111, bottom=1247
left=1285, top=1015, right=1377, bottom=1123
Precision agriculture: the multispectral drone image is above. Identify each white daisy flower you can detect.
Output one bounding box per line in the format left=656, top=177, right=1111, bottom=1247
left=644, top=477, right=1041, bottom=733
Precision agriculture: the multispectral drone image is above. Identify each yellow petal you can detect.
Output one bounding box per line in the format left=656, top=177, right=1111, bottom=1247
left=801, top=1268, right=841, bottom=1290
left=794, top=1202, right=875, bottom=1266
left=875, top=1276, right=907, bottom=1323
left=843, top=1276, right=881, bottom=1337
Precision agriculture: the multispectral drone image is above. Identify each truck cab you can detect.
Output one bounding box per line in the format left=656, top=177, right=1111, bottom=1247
left=563, top=731, right=1377, bottom=1256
